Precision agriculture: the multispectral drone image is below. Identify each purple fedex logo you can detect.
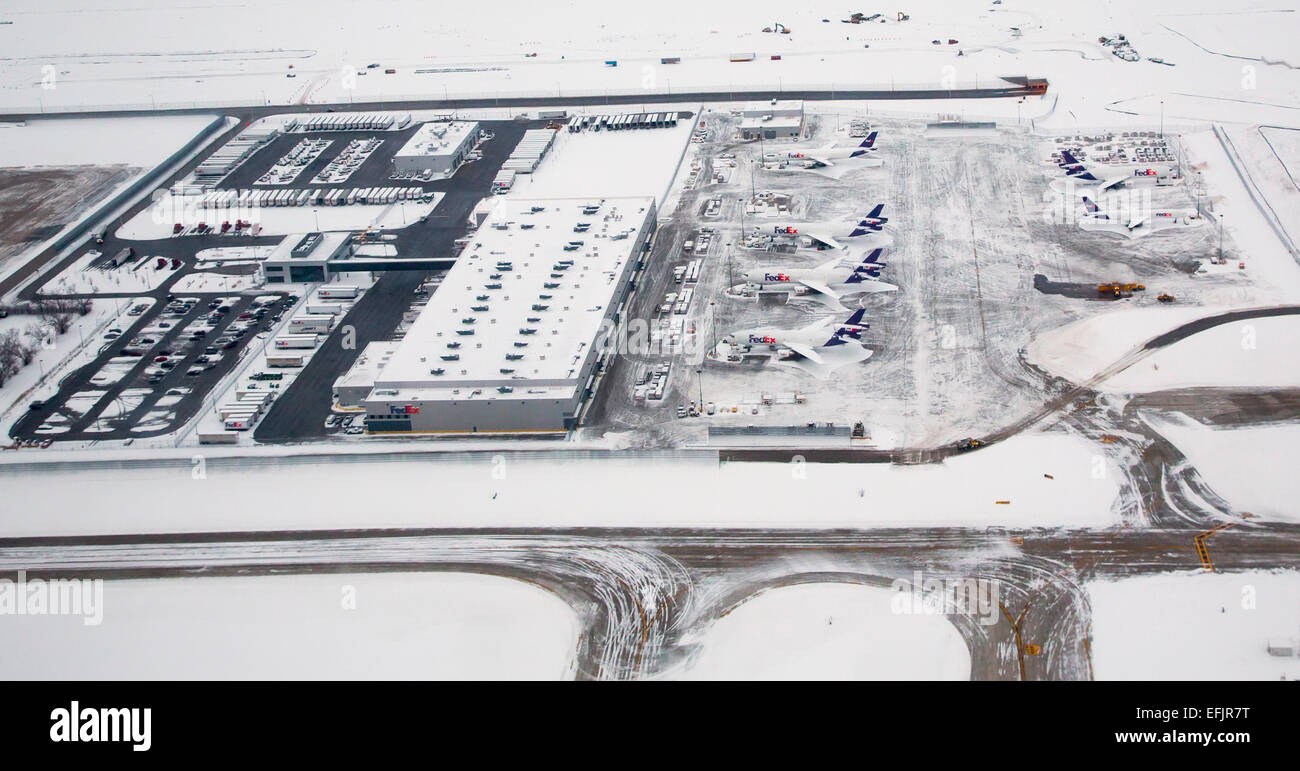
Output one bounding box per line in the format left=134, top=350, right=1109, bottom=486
left=763, top=272, right=791, bottom=282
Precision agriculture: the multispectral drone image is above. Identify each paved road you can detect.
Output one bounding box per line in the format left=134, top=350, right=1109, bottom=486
left=1, top=521, right=1293, bottom=680
left=1, top=81, right=1046, bottom=123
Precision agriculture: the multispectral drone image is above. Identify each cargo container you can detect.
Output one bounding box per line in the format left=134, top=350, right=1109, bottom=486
left=266, top=354, right=307, bottom=367
left=223, top=416, right=256, bottom=431
left=305, top=303, right=344, bottom=316
left=346, top=189, right=359, bottom=205
left=289, top=315, right=333, bottom=333
left=219, top=405, right=259, bottom=420
left=317, top=285, right=359, bottom=299
left=274, top=334, right=322, bottom=349
left=198, top=431, right=240, bottom=445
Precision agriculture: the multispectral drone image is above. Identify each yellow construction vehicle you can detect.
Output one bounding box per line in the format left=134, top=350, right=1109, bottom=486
left=1157, top=292, right=1177, bottom=303
left=1098, top=281, right=1146, bottom=298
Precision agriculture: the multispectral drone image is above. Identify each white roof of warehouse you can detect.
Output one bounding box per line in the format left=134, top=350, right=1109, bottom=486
left=742, top=99, right=804, bottom=115
left=393, top=121, right=479, bottom=159
left=372, top=196, right=653, bottom=402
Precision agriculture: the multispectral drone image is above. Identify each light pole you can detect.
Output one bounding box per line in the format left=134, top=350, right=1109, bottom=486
left=709, top=300, right=717, bottom=360
left=1218, top=213, right=1225, bottom=262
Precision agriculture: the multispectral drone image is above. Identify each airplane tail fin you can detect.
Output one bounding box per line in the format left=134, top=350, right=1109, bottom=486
left=862, top=131, right=879, bottom=148
left=843, top=308, right=866, bottom=328
left=1082, top=196, right=1110, bottom=220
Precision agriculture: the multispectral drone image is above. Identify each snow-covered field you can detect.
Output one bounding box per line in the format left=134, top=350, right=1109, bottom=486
left=0, top=115, right=218, bottom=168
left=0, top=572, right=578, bottom=679
left=3, top=1, right=1298, bottom=136
left=0, top=114, right=221, bottom=283
left=1089, top=570, right=1300, bottom=680
left=1144, top=414, right=1300, bottom=523
left=512, top=116, right=695, bottom=207
left=0, top=432, right=1119, bottom=535
left=668, top=582, right=970, bottom=680
left=1097, top=314, right=1300, bottom=393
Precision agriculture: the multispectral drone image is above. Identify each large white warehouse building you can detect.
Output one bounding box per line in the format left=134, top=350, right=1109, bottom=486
left=356, top=196, right=657, bottom=434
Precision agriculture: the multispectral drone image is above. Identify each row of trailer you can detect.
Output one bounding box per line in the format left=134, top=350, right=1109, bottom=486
left=567, top=113, right=679, bottom=133
left=317, top=186, right=426, bottom=206
left=297, top=113, right=411, bottom=132
left=193, top=126, right=280, bottom=182
left=219, top=390, right=273, bottom=431
left=195, top=186, right=428, bottom=209
left=218, top=297, right=356, bottom=433
left=501, top=128, right=557, bottom=173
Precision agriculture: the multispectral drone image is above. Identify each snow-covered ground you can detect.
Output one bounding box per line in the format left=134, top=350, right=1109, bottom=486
left=0, top=572, right=578, bottom=680
left=0, top=114, right=221, bottom=283
left=0, top=432, right=1119, bottom=536
left=3, top=1, right=1298, bottom=137
left=1108, top=314, right=1300, bottom=393
left=668, top=582, right=970, bottom=680
left=37, top=250, right=174, bottom=295
left=0, top=115, right=218, bottom=168
left=512, top=116, right=695, bottom=207
left=1089, top=570, right=1300, bottom=680
left=1143, top=413, right=1300, bottom=523
left=1027, top=306, right=1214, bottom=385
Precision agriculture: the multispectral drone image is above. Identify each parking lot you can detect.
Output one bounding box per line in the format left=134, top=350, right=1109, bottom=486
left=11, top=291, right=294, bottom=441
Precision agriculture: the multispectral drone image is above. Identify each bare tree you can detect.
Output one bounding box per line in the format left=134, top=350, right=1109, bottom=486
left=0, top=330, right=21, bottom=386
left=39, top=309, right=73, bottom=336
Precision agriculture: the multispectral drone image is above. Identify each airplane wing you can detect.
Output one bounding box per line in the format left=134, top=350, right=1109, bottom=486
left=1126, top=213, right=1146, bottom=230
left=841, top=277, right=899, bottom=294
left=782, top=339, right=825, bottom=364
left=1098, top=175, right=1128, bottom=191
left=799, top=278, right=840, bottom=298
left=805, top=155, right=836, bottom=168
left=801, top=231, right=844, bottom=251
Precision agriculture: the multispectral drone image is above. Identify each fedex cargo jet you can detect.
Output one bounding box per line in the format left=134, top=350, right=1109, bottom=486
left=1058, top=149, right=1175, bottom=191
left=744, top=244, right=897, bottom=301
left=767, top=204, right=889, bottom=250
left=763, top=131, right=881, bottom=169
left=727, top=308, right=870, bottom=364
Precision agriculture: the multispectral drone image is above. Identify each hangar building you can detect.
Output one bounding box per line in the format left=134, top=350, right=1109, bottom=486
left=739, top=99, right=805, bottom=140
left=391, top=121, right=480, bottom=175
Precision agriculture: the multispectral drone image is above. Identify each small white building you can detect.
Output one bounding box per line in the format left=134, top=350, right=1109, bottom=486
left=392, top=121, right=480, bottom=175
left=260, top=231, right=353, bottom=284
left=739, top=100, right=805, bottom=140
